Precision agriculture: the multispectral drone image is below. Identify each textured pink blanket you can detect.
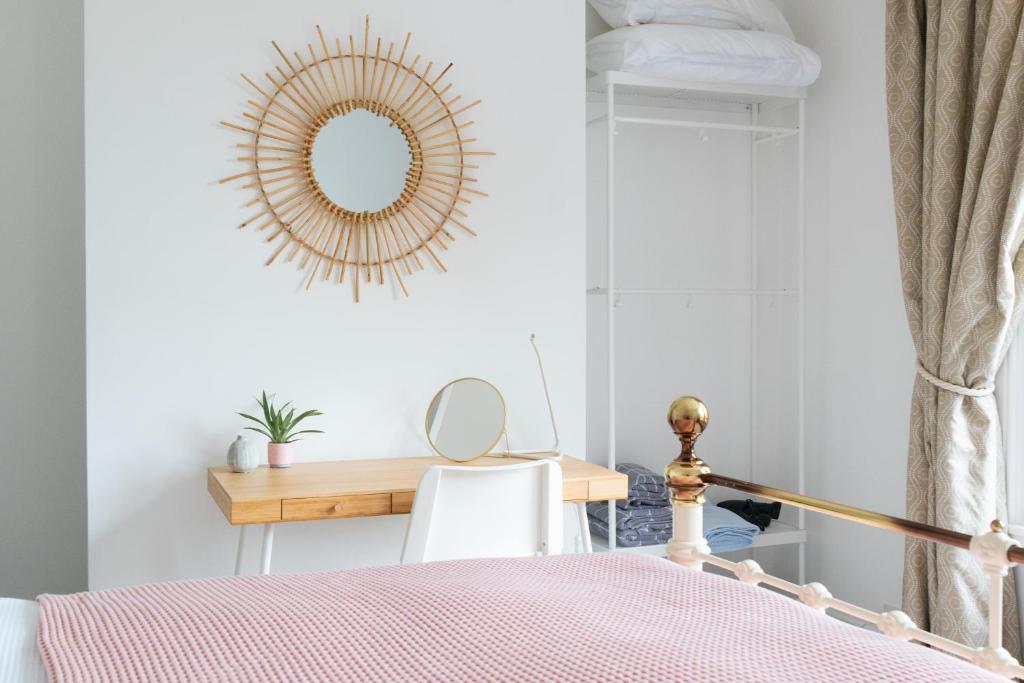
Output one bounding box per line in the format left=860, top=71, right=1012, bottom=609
left=38, top=553, right=1001, bottom=682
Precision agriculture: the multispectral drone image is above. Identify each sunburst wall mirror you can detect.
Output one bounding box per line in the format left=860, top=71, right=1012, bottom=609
left=219, top=17, right=492, bottom=302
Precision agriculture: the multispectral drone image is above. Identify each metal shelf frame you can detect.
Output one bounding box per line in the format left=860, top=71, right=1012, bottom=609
left=587, top=71, right=807, bottom=581
left=592, top=520, right=809, bottom=557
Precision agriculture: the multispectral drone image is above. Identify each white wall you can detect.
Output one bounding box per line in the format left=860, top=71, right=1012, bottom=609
left=777, top=0, right=914, bottom=610
left=0, top=0, right=87, bottom=599
left=85, top=0, right=585, bottom=589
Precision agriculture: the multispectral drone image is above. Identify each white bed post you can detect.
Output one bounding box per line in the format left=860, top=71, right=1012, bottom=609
left=664, top=396, right=711, bottom=569
left=969, top=520, right=1022, bottom=676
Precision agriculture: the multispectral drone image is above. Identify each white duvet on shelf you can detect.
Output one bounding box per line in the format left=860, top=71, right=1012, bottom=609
left=587, top=24, right=821, bottom=88
left=588, top=0, right=795, bottom=39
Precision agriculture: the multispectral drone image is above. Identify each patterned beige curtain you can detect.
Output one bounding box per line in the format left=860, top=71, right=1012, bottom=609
left=886, top=0, right=1024, bottom=655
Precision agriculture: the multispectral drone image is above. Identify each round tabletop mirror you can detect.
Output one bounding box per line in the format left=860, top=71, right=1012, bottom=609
left=425, top=378, right=506, bottom=462
left=311, top=107, right=412, bottom=212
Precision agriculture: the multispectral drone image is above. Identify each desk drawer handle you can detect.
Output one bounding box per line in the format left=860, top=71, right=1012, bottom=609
left=332, top=503, right=343, bottom=513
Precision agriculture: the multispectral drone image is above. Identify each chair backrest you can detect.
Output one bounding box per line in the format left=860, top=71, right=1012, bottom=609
left=401, top=459, right=563, bottom=564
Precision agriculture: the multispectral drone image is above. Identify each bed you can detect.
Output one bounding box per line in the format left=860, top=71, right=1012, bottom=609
left=6, top=395, right=1022, bottom=681
left=1, top=554, right=1009, bottom=682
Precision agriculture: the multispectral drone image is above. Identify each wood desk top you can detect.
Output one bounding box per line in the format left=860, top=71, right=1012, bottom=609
left=208, top=455, right=627, bottom=525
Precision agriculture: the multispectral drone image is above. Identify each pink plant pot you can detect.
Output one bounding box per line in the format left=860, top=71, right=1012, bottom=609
left=267, top=442, right=294, bottom=468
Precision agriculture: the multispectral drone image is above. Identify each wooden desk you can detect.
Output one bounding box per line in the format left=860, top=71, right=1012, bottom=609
left=208, top=455, right=627, bottom=574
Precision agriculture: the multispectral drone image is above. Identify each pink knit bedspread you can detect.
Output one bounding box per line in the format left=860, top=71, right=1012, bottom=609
left=37, top=553, right=1001, bottom=682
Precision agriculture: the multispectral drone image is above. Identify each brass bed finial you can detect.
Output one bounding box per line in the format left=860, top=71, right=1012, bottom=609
left=665, top=396, right=711, bottom=504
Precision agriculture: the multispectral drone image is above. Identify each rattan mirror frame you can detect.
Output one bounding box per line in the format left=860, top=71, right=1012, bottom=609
left=219, top=17, right=492, bottom=302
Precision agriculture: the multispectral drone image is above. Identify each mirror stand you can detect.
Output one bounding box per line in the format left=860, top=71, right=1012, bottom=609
left=425, top=336, right=565, bottom=463
left=492, top=334, right=563, bottom=461
left=493, top=448, right=563, bottom=461
left=491, top=426, right=561, bottom=461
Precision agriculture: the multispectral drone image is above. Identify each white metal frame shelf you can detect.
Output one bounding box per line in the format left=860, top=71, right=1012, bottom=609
left=588, top=71, right=807, bottom=581
left=588, top=287, right=796, bottom=297
left=587, top=70, right=808, bottom=108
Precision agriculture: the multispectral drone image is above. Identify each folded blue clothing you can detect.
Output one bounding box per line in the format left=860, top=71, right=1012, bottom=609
left=615, top=462, right=669, bottom=509
left=587, top=503, right=759, bottom=552
left=703, top=505, right=760, bottom=553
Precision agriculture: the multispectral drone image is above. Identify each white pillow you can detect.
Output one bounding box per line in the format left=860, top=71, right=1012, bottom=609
left=588, top=0, right=795, bottom=40
left=0, top=599, right=48, bottom=683
left=587, top=24, right=821, bottom=88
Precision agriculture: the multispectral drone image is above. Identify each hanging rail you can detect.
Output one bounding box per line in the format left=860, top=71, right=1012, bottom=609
left=615, top=115, right=799, bottom=135
left=587, top=287, right=795, bottom=296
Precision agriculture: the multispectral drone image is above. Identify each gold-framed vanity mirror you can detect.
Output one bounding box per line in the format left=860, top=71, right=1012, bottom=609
left=220, top=17, right=492, bottom=302
left=425, top=378, right=506, bottom=462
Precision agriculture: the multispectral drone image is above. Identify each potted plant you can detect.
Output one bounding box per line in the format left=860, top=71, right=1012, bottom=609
left=239, top=391, right=323, bottom=468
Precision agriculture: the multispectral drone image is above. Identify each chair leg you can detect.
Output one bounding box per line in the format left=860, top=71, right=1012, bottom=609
left=576, top=502, right=593, bottom=553
left=234, top=525, right=247, bottom=576
left=260, top=523, right=275, bottom=575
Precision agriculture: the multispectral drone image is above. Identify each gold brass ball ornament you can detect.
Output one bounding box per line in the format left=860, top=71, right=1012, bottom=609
left=667, top=395, right=709, bottom=455
left=665, top=396, right=711, bottom=504
left=219, top=16, right=493, bottom=302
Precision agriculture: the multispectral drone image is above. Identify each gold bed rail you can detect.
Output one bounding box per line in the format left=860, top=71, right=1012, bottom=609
left=663, top=395, right=1024, bottom=677
left=663, top=395, right=1024, bottom=566
left=703, top=472, right=1024, bottom=565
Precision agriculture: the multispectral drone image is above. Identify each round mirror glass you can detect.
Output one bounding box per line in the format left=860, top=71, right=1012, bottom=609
left=311, top=108, right=412, bottom=212
left=425, top=378, right=506, bottom=462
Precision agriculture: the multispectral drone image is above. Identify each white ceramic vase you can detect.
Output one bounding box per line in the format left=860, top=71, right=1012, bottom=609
left=267, top=442, right=294, bottom=468
left=227, top=435, right=261, bottom=473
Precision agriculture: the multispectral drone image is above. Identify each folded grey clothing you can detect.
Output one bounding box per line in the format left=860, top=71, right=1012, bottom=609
left=587, top=504, right=760, bottom=552
left=587, top=514, right=672, bottom=548
left=617, top=490, right=668, bottom=510
left=615, top=462, right=669, bottom=509
left=587, top=501, right=672, bottom=531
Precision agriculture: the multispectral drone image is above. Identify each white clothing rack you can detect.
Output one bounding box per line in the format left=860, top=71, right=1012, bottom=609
left=586, top=71, right=807, bottom=580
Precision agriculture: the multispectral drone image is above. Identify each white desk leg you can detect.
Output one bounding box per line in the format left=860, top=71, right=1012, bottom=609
left=234, top=525, right=247, bottom=576
left=576, top=502, right=593, bottom=553
left=260, top=523, right=275, bottom=575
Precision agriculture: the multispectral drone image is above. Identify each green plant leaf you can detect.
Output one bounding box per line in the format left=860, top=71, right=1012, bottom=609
left=291, top=409, right=322, bottom=426
left=243, top=426, right=273, bottom=440
left=288, top=429, right=323, bottom=437
left=259, top=391, right=273, bottom=428
left=269, top=401, right=283, bottom=440
left=262, top=393, right=285, bottom=441
left=238, top=412, right=269, bottom=429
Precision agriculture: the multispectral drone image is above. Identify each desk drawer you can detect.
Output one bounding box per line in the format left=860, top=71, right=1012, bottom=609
left=282, top=493, right=391, bottom=521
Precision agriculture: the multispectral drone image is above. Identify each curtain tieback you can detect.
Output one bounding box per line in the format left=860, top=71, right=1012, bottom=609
left=916, top=362, right=994, bottom=397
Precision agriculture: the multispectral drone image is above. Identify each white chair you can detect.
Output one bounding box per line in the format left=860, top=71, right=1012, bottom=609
left=401, top=459, right=563, bottom=563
